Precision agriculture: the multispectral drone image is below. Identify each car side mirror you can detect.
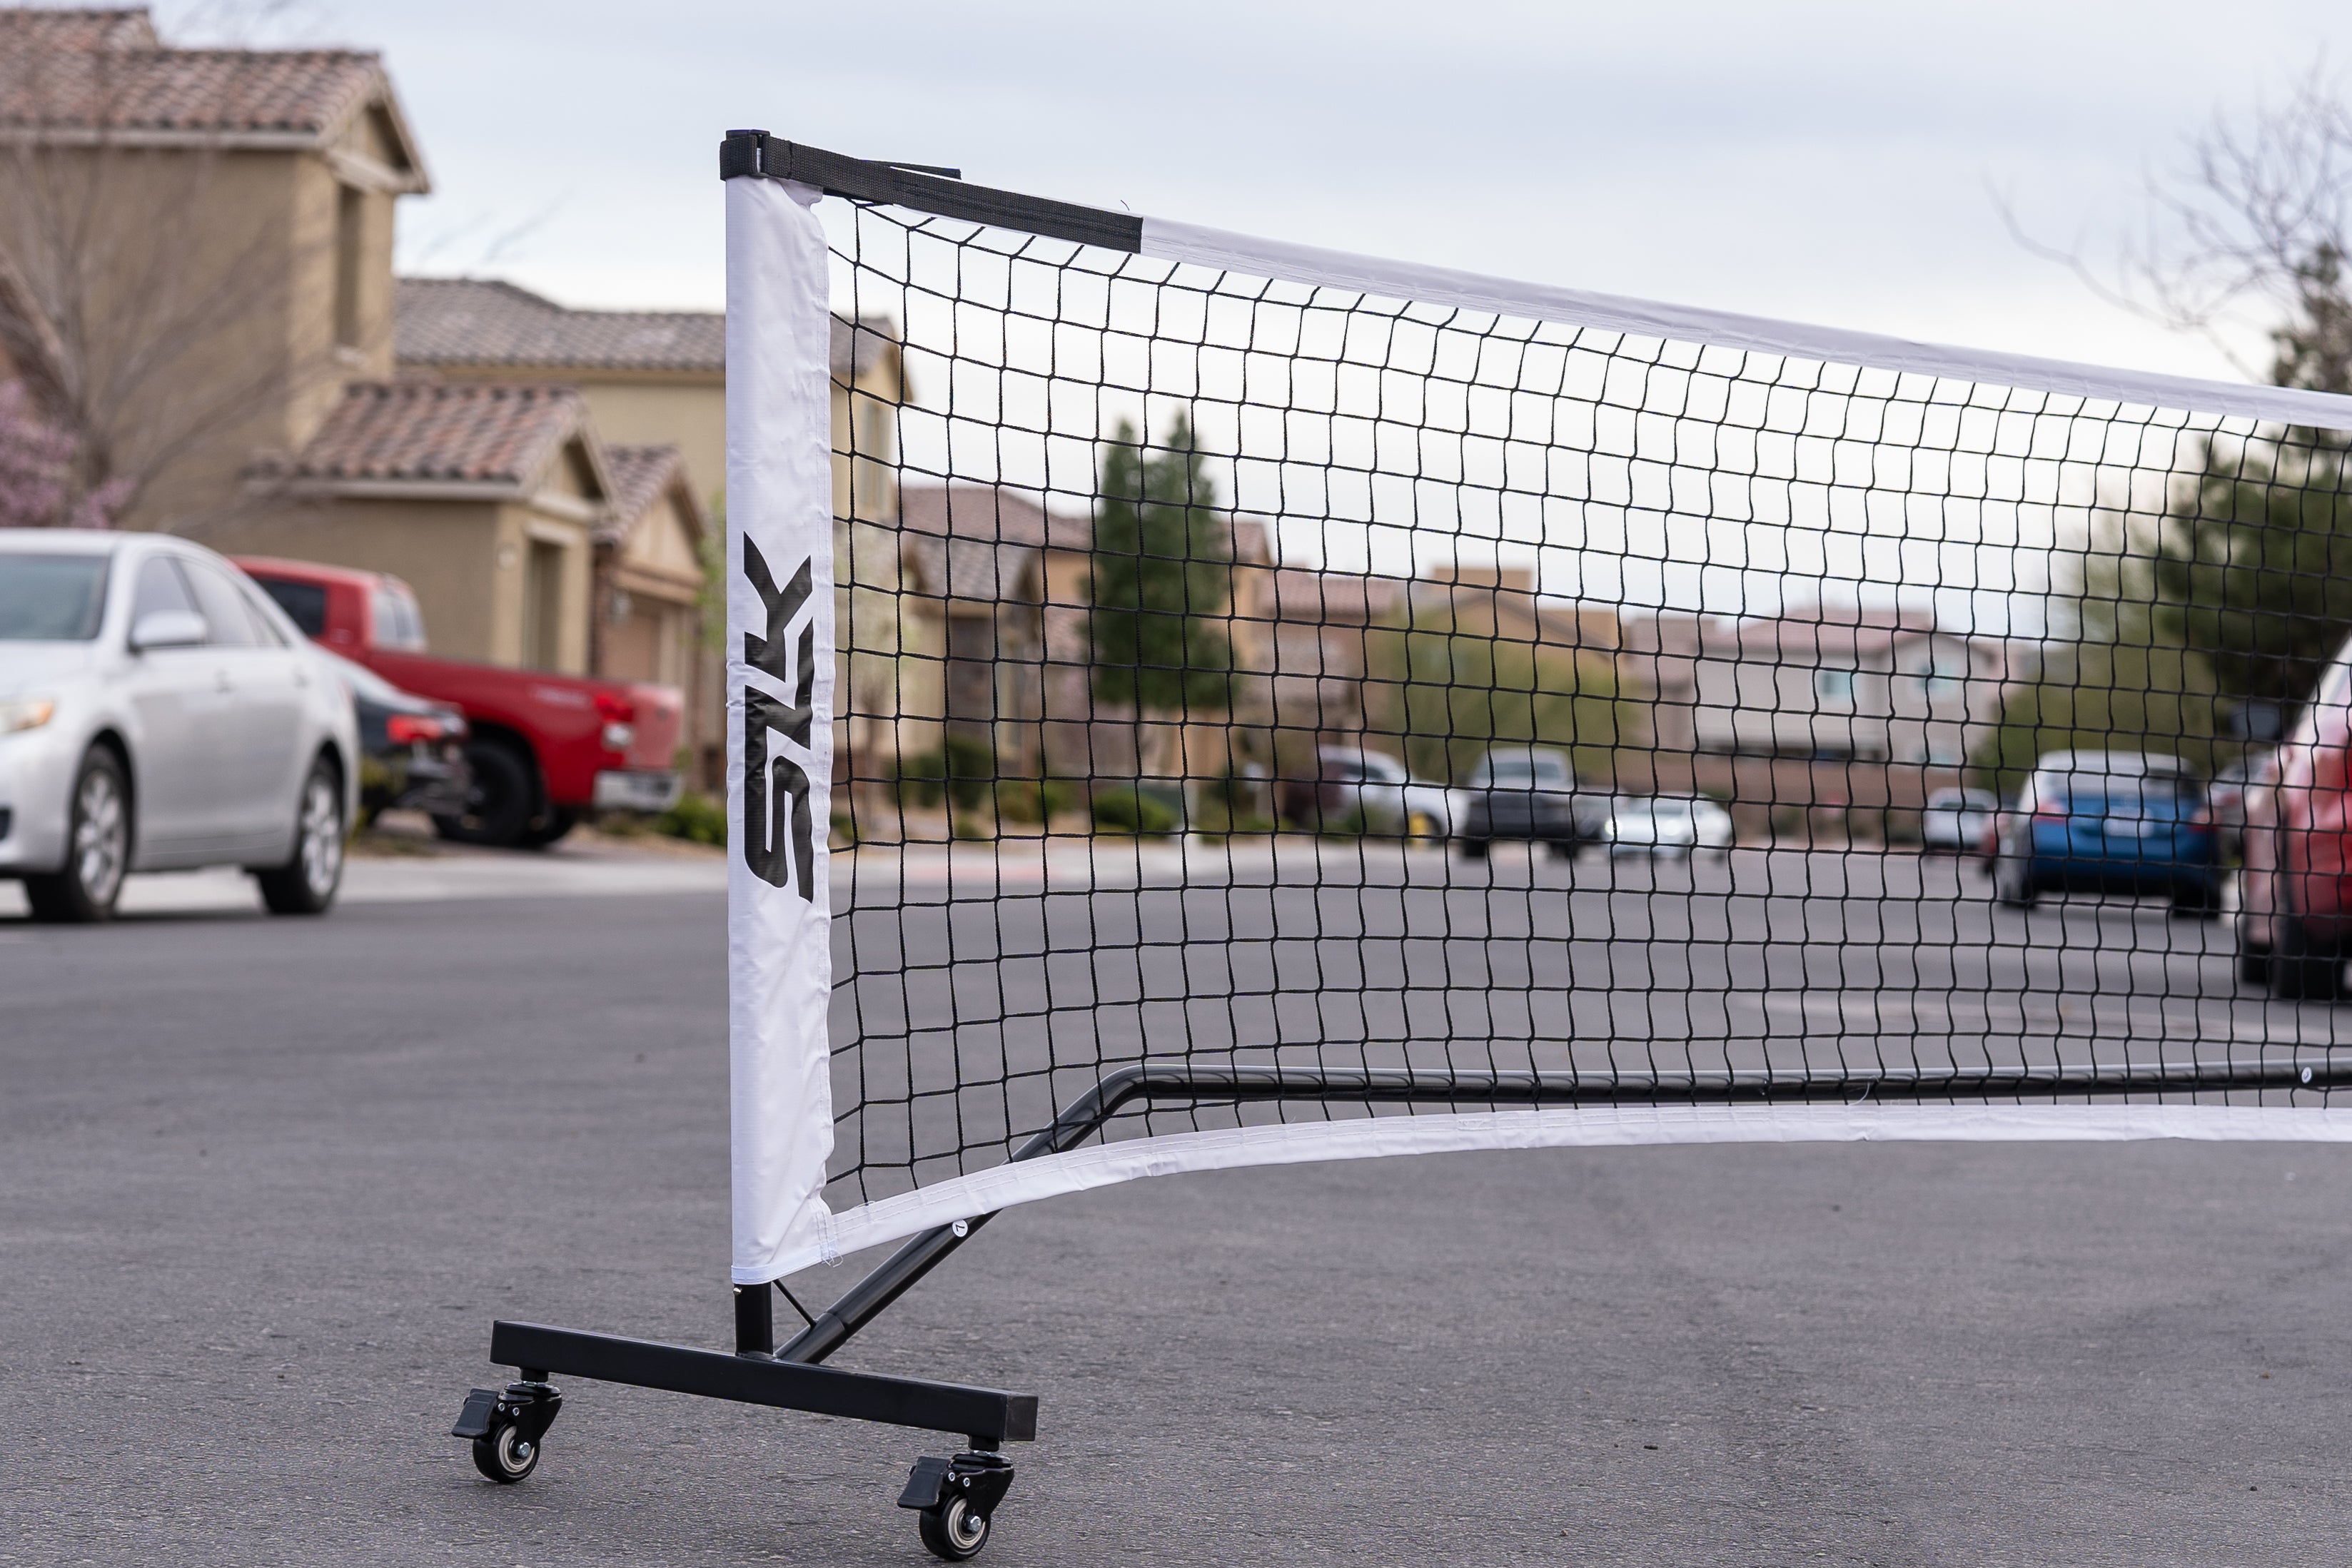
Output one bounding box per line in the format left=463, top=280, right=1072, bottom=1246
left=129, top=609, right=208, bottom=652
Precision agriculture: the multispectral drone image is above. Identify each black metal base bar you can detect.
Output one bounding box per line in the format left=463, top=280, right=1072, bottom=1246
left=489, top=1320, right=1036, bottom=1449
left=777, top=1056, right=2352, bottom=1363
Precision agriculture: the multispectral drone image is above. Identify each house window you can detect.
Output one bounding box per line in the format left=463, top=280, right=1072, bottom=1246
left=334, top=185, right=365, bottom=349
left=1926, top=653, right=1965, bottom=701
left=1815, top=668, right=1856, bottom=705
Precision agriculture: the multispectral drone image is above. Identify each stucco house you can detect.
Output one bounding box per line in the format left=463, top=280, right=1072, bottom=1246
left=237, top=382, right=610, bottom=672
left=1639, top=602, right=2014, bottom=838
left=396, top=278, right=910, bottom=782
left=0, top=8, right=430, bottom=534
left=595, top=443, right=712, bottom=769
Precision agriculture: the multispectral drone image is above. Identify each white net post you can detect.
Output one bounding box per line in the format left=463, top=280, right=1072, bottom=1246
left=725, top=168, right=839, bottom=1286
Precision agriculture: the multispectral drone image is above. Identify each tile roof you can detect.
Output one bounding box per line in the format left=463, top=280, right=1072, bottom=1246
left=395, top=277, right=900, bottom=380
left=897, top=484, right=1083, bottom=608
left=0, top=8, right=157, bottom=50
left=598, top=443, right=702, bottom=546
left=261, top=382, right=591, bottom=490
left=0, top=9, right=392, bottom=138
left=1266, top=568, right=1407, bottom=627
left=899, top=482, right=1091, bottom=551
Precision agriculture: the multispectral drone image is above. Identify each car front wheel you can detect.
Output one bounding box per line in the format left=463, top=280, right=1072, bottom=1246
left=256, top=756, right=345, bottom=916
left=24, top=747, right=131, bottom=924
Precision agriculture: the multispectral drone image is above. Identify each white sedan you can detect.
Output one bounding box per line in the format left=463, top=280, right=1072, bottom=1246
left=1920, top=786, right=1998, bottom=856
left=0, top=530, right=360, bottom=921
left=1348, top=749, right=1458, bottom=842
left=1604, top=795, right=1735, bottom=857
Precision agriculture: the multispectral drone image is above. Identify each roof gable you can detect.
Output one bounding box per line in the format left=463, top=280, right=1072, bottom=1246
left=599, top=443, right=706, bottom=555
left=0, top=7, right=429, bottom=187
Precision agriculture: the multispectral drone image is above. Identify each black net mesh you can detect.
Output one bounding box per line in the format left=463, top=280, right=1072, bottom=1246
left=817, top=195, right=2352, bottom=1215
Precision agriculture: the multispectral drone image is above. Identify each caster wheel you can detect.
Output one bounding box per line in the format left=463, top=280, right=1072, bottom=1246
left=917, top=1494, right=991, bottom=1561
left=471, top=1422, right=541, bottom=1483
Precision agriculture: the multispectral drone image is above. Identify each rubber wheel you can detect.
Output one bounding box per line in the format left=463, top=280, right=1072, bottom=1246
left=1994, top=861, right=2038, bottom=909
left=1546, top=838, right=1578, bottom=860
left=513, top=807, right=579, bottom=850
left=255, top=757, right=345, bottom=916
left=2169, top=882, right=2221, bottom=920
left=2240, top=948, right=2273, bottom=988
left=917, top=1495, right=990, bottom=1562
left=2273, top=919, right=2346, bottom=1002
left=470, top=1422, right=540, bottom=1484
left=434, top=739, right=537, bottom=846
left=24, top=747, right=131, bottom=924
left=1460, top=838, right=1490, bottom=860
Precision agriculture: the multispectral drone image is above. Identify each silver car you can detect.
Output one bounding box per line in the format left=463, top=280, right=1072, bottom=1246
left=0, top=530, right=360, bottom=921
left=1604, top=795, right=1735, bottom=857
left=1920, top=786, right=1998, bottom=855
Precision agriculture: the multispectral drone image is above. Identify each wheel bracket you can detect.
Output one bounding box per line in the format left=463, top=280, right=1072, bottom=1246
left=899, top=1450, right=1016, bottom=1517
left=451, top=1380, right=562, bottom=1444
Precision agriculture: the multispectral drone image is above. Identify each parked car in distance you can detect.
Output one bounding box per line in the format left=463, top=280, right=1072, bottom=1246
left=1280, top=747, right=1455, bottom=841
left=1456, top=746, right=1607, bottom=859
left=1920, top=786, right=1999, bottom=856
left=316, top=649, right=470, bottom=824
left=236, top=557, right=683, bottom=848
left=0, top=530, right=359, bottom=921
left=1604, top=795, right=1734, bottom=858
left=2206, top=752, right=2272, bottom=861
left=1990, top=750, right=2218, bottom=917
left=2240, top=645, right=2352, bottom=998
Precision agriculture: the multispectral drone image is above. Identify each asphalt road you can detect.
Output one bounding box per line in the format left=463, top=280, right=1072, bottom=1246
left=9, top=866, right=2352, bottom=1565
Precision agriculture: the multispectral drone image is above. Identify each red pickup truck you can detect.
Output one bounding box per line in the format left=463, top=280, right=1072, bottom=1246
left=235, top=557, right=684, bottom=848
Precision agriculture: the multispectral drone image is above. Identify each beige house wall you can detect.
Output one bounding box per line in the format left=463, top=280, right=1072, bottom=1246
left=208, top=495, right=507, bottom=656
left=212, top=490, right=595, bottom=674
left=0, top=121, right=410, bottom=534
left=600, top=485, right=710, bottom=763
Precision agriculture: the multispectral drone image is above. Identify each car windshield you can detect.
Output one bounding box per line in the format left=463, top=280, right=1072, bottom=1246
left=0, top=552, right=111, bottom=641
left=255, top=576, right=328, bottom=638
left=1479, top=754, right=1564, bottom=785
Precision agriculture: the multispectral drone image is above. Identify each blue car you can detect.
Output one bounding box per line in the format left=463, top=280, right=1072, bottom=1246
left=1991, top=751, right=2220, bottom=916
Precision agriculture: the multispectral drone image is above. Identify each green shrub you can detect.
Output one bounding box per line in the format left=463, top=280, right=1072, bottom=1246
left=996, top=778, right=1045, bottom=825
left=902, top=736, right=996, bottom=811
left=996, top=776, right=1081, bottom=826
left=655, top=791, right=727, bottom=847
left=899, top=749, right=946, bottom=809
left=1091, top=785, right=1178, bottom=836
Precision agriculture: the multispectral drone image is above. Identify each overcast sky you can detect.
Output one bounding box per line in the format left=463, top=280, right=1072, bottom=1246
left=175, top=0, right=2348, bottom=391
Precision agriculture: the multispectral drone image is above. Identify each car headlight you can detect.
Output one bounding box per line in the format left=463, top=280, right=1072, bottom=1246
left=0, top=697, right=56, bottom=734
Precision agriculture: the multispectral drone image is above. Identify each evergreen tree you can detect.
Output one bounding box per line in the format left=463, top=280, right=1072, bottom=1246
left=1974, top=513, right=2224, bottom=794
left=1089, top=414, right=1233, bottom=719
left=2153, top=243, right=2352, bottom=709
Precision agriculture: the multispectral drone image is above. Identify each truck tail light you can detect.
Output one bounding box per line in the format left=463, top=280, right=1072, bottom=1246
left=595, top=690, right=637, bottom=754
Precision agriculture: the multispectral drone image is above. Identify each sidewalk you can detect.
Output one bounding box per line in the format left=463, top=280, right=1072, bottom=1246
left=0, top=830, right=726, bottom=919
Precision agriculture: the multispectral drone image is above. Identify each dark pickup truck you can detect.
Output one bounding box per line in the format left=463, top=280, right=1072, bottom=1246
left=236, top=556, right=683, bottom=848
